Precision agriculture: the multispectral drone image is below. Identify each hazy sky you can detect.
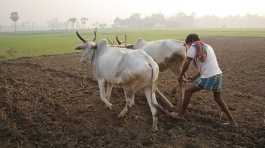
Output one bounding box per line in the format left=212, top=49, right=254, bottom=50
left=1, top=0, right=265, bottom=26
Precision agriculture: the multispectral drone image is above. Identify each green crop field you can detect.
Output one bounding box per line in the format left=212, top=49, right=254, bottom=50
left=1, top=28, right=265, bottom=60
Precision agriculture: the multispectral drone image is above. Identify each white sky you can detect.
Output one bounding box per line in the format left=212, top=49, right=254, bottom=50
left=1, top=0, right=265, bottom=25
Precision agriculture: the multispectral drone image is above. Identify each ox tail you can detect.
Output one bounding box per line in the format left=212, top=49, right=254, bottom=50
left=148, top=63, right=155, bottom=102
left=148, top=62, right=171, bottom=115
left=148, top=62, right=156, bottom=98
left=147, top=58, right=173, bottom=108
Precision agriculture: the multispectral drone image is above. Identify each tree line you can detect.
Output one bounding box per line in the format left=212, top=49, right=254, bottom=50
left=4, top=12, right=265, bottom=32
left=113, top=13, right=265, bottom=28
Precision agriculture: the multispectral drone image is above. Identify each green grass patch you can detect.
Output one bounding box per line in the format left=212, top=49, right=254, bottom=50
left=1, top=28, right=265, bottom=60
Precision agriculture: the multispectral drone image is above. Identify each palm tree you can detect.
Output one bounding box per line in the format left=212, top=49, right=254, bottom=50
left=10, top=12, right=19, bottom=32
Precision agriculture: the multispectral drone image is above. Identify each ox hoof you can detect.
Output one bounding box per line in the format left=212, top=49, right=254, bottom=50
left=232, top=121, right=239, bottom=127
left=169, top=112, right=185, bottom=120
left=118, top=114, right=124, bottom=118
left=128, top=101, right=135, bottom=108
left=118, top=113, right=125, bottom=118
left=118, top=109, right=128, bottom=118
left=152, top=126, right=158, bottom=132
left=106, top=103, right=113, bottom=110
left=169, top=112, right=179, bottom=118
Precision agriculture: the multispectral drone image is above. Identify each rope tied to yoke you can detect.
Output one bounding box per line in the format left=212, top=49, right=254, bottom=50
left=192, top=41, right=208, bottom=72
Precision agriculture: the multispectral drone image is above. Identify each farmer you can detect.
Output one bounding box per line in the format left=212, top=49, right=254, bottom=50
left=175, top=33, right=237, bottom=126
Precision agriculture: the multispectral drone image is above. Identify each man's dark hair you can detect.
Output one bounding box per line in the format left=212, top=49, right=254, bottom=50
left=185, top=33, right=200, bottom=44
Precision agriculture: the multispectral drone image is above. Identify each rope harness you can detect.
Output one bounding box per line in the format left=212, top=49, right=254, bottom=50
left=192, top=41, right=208, bottom=72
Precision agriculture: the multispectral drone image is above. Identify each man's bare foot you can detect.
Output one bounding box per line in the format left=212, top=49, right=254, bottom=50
left=168, top=112, right=185, bottom=119
left=232, top=121, right=239, bottom=127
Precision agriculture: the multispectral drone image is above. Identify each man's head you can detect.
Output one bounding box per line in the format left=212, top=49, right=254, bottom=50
left=185, top=33, right=200, bottom=47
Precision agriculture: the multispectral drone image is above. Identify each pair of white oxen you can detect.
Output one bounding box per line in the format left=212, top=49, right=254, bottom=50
left=75, top=31, right=186, bottom=131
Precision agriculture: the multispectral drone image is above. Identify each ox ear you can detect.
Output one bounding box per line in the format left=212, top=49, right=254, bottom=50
left=75, top=43, right=88, bottom=50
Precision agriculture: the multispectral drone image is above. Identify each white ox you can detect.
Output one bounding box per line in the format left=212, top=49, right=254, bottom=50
left=116, top=37, right=187, bottom=109
left=75, top=31, right=172, bottom=131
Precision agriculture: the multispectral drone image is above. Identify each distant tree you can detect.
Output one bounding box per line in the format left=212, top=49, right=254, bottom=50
left=92, top=22, right=100, bottom=29
left=143, top=13, right=165, bottom=27
left=80, top=17, right=88, bottom=29
left=166, top=12, right=195, bottom=27
left=112, top=12, right=265, bottom=28
left=128, top=13, right=142, bottom=27
left=31, top=22, right=35, bottom=32
left=198, top=15, right=222, bottom=27
left=68, top=17, right=77, bottom=30
left=99, top=23, right=107, bottom=29
left=113, top=17, right=123, bottom=27
left=48, top=18, right=60, bottom=30
left=243, top=14, right=265, bottom=28
left=81, top=17, right=88, bottom=25
left=10, top=12, right=19, bottom=32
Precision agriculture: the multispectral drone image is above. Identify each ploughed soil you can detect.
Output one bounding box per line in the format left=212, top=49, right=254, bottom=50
left=0, top=37, right=264, bottom=148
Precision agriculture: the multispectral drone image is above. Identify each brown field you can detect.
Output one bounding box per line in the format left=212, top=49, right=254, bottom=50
left=0, top=37, right=264, bottom=148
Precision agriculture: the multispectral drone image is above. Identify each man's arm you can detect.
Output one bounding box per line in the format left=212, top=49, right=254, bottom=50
left=191, top=72, right=200, bottom=81
left=178, top=57, right=193, bottom=82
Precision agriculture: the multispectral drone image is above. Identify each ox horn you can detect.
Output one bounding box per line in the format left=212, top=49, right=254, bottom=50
left=92, top=30, right=97, bottom=41
left=75, top=31, right=87, bottom=43
left=115, top=36, right=122, bottom=45
left=124, top=34, right=127, bottom=45
left=107, top=38, right=114, bottom=45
